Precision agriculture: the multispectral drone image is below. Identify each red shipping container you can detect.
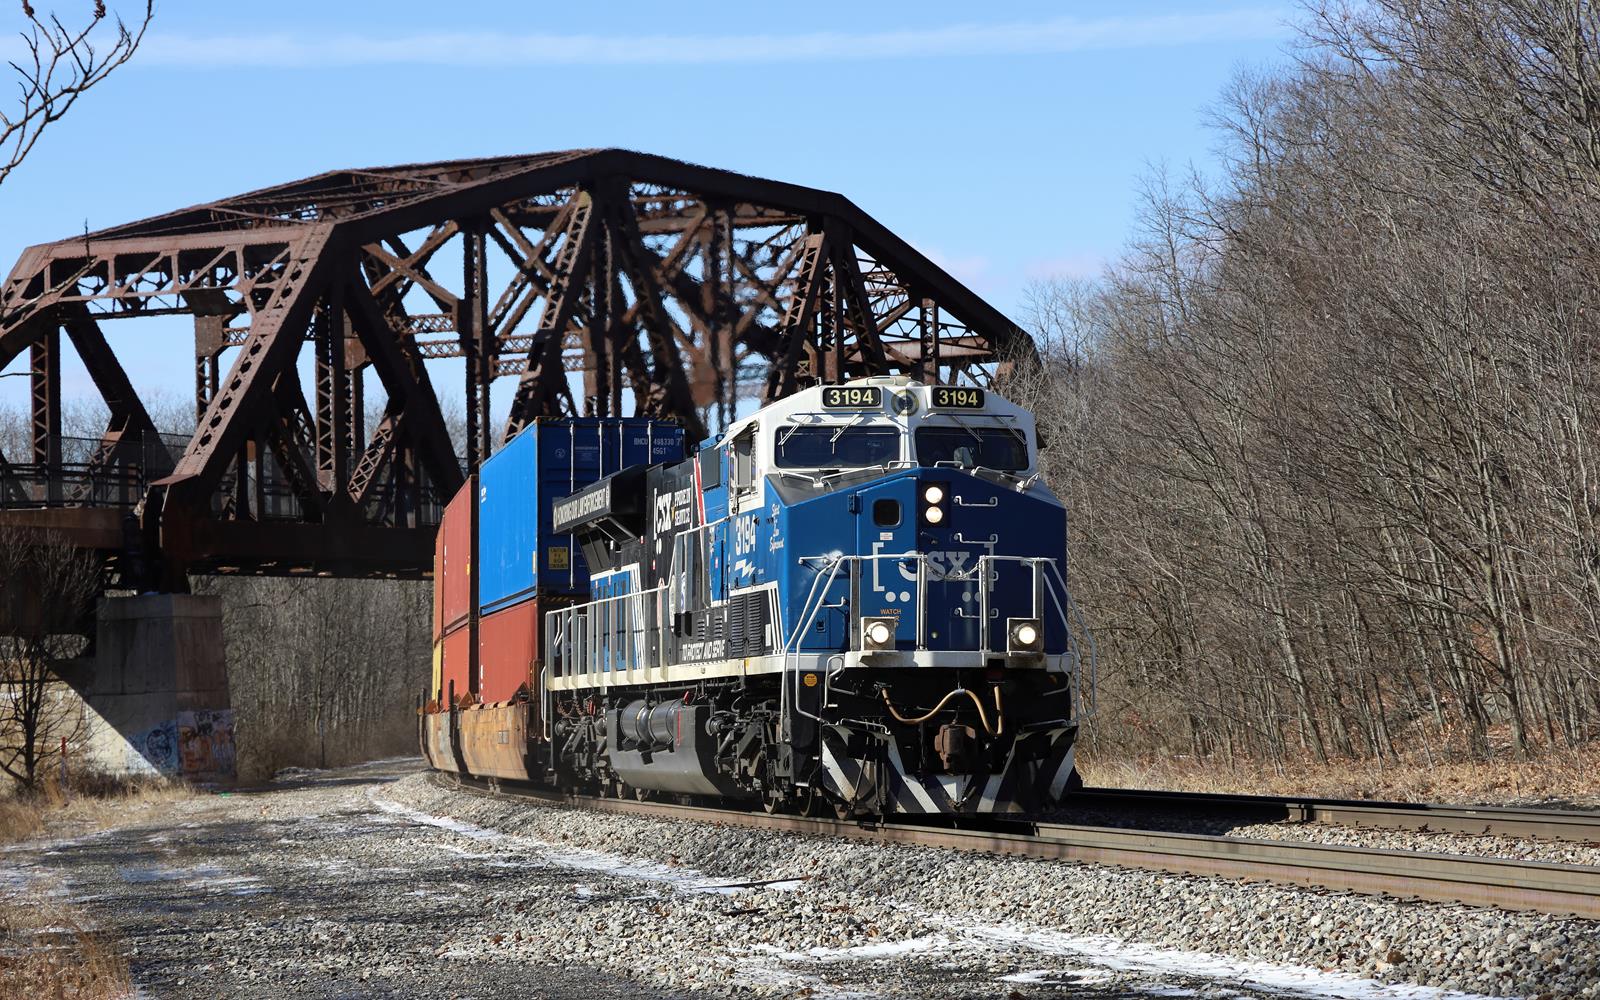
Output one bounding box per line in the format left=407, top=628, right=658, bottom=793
left=437, top=475, right=475, bottom=639
left=478, top=599, right=540, bottom=703
left=439, top=626, right=473, bottom=705
left=478, top=596, right=582, bottom=703
left=432, top=530, right=444, bottom=641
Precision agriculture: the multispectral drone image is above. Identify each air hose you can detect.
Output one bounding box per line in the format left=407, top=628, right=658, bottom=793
left=880, top=686, right=999, bottom=736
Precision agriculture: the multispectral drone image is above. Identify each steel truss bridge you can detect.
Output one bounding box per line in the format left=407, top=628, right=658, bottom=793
left=0, top=149, right=1035, bottom=587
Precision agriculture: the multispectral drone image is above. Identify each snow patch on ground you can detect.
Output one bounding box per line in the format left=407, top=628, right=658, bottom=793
left=369, top=790, right=751, bottom=895
left=369, top=796, right=501, bottom=841
left=734, top=956, right=884, bottom=999
left=114, top=862, right=267, bottom=896
left=935, top=916, right=1516, bottom=1000
left=1000, top=967, right=1115, bottom=985
left=753, top=934, right=951, bottom=963
left=369, top=783, right=1529, bottom=1000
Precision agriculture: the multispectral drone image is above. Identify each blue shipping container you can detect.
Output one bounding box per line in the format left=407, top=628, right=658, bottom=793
left=477, top=417, right=686, bottom=613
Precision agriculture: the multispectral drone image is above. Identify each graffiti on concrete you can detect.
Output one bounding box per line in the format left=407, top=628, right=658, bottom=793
left=126, top=709, right=236, bottom=779
left=130, top=719, right=178, bottom=774
left=177, top=708, right=236, bottom=778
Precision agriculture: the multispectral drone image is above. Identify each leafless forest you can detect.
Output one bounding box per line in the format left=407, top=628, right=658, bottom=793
left=1014, top=0, right=1600, bottom=767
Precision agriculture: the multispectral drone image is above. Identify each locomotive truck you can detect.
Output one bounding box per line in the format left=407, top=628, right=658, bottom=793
left=421, top=375, right=1093, bottom=816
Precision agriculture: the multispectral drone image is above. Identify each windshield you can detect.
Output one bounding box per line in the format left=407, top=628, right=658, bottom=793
left=774, top=426, right=901, bottom=469
left=915, top=426, right=1029, bottom=472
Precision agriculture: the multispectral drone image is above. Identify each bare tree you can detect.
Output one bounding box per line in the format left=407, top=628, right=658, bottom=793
left=1009, top=0, right=1600, bottom=772
left=2, top=0, right=153, bottom=189
left=0, top=525, right=100, bottom=789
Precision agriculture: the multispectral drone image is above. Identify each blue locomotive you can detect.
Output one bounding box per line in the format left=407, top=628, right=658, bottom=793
left=519, top=376, right=1094, bottom=815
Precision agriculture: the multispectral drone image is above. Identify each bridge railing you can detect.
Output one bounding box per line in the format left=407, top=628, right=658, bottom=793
left=1, top=431, right=446, bottom=526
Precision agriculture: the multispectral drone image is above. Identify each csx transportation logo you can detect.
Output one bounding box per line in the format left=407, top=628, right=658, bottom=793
left=899, top=550, right=976, bottom=581
left=868, top=540, right=995, bottom=595
left=653, top=487, right=694, bottom=533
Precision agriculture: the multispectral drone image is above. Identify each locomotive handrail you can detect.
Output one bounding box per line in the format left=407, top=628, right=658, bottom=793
left=548, top=549, right=1096, bottom=734
left=771, top=461, right=918, bottom=492
left=545, top=583, right=668, bottom=690
left=780, top=555, right=847, bottom=737
left=1037, top=558, right=1098, bottom=722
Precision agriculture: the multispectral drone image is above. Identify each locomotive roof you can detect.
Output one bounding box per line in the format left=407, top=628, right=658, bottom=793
left=718, top=376, right=1032, bottom=445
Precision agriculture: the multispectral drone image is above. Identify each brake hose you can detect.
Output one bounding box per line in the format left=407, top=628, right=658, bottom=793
left=880, top=686, right=996, bottom=736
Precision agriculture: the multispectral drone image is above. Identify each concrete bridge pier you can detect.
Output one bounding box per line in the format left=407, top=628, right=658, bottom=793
left=71, top=594, right=236, bottom=782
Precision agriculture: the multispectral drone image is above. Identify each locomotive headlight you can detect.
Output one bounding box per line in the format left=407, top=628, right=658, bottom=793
left=1008, top=618, right=1043, bottom=654
left=861, top=616, right=897, bottom=651
left=921, top=482, right=949, bottom=527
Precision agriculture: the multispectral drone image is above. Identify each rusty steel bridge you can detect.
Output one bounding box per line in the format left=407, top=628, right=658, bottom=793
left=0, top=150, right=1034, bottom=588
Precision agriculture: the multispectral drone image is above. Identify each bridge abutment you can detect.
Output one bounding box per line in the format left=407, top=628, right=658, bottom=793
left=73, top=594, right=236, bottom=782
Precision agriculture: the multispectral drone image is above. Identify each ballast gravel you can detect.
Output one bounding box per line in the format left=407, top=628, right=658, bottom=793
left=382, top=771, right=1597, bottom=999
left=3, top=758, right=1595, bottom=999
left=1219, top=818, right=1600, bottom=868
left=1040, top=803, right=1600, bottom=868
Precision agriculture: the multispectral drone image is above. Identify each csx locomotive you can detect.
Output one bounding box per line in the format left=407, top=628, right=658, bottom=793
left=422, top=376, right=1093, bottom=816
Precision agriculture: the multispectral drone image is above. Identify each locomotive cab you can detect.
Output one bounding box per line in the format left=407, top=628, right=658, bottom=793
left=540, top=377, right=1093, bottom=816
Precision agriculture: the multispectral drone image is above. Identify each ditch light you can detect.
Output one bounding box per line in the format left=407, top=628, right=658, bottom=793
left=861, top=616, right=898, bottom=651
left=1007, top=617, right=1043, bottom=654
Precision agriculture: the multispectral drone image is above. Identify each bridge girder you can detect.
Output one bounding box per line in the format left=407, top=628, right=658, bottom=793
left=0, top=149, right=1035, bottom=583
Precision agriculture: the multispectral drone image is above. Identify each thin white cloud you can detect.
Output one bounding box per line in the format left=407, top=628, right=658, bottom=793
left=105, top=9, right=1289, bottom=69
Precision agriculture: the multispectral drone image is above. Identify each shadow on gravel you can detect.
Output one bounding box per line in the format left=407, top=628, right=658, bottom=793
left=226, top=774, right=409, bottom=794
left=1041, top=807, right=1284, bottom=837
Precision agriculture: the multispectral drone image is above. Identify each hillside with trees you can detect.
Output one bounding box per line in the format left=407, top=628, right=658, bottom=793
left=1018, top=0, right=1600, bottom=778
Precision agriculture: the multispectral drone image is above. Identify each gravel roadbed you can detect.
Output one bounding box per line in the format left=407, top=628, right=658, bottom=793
left=1217, top=819, right=1600, bottom=867
left=5, top=760, right=1596, bottom=999
left=1041, top=804, right=1600, bottom=867
left=387, top=771, right=1600, bottom=998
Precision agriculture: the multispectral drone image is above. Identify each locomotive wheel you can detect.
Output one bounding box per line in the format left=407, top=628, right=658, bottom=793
left=761, top=784, right=787, bottom=815
left=792, top=784, right=824, bottom=817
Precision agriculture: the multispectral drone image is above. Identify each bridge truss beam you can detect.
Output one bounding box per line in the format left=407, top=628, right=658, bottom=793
left=0, top=150, right=1035, bottom=584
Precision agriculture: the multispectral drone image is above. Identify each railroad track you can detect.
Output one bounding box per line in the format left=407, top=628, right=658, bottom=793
left=1071, top=787, right=1600, bottom=843
left=437, top=774, right=1600, bottom=920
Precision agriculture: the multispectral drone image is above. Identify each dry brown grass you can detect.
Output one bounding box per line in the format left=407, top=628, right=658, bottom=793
left=0, top=770, right=195, bottom=846
left=0, top=793, right=46, bottom=842
left=0, top=894, right=131, bottom=999
left=1081, top=742, right=1600, bottom=806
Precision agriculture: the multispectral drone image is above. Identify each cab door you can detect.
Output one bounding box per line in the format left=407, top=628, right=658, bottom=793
left=854, top=478, right=917, bottom=648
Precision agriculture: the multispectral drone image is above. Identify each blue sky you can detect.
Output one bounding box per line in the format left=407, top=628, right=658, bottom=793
left=0, top=0, right=1294, bottom=418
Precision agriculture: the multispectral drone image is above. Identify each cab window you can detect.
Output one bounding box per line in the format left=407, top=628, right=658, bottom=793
left=731, top=427, right=756, bottom=492
left=915, top=426, right=1029, bottom=471
left=775, top=426, right=900, bottom=469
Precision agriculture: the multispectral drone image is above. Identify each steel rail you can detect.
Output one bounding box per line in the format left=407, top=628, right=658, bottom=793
left=438, top=774, right=1600, bottom=920
left=1070, top=787, right=1600, bottom=844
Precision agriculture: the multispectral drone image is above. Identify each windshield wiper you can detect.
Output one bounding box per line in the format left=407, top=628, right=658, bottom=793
left=778, top=421, right=806, bottom=447
left=829, top=412, right=869, bottom=446
left=944, top=412, right=985, bottom=446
